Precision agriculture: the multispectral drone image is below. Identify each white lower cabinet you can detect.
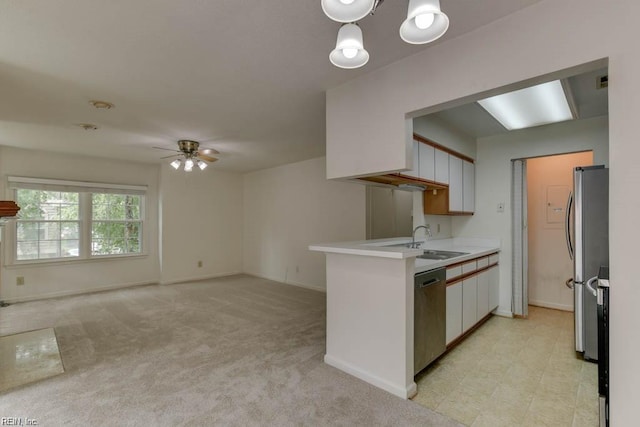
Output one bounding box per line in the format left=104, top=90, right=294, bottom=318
left=489, top=265, right=499, bottom=311
left=446, top=282, right=463, bottom=345
left=477, top=270, right=490, bottom=320
left=462, top=276, right=478, bottom=333
left=445, top=253, right=500, bottom=346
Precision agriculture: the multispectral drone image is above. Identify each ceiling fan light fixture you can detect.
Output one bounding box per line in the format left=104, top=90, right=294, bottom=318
left=197, top=160, right=208, bottom=170
left=184, top=158, right=194, bottom=172
left=321, top=0, right=375, bottom=23
left=400, top=0, right=449, bottom=45
left=329, top=23, right=369, bottom=69
left=170, top=159, right=182, bottom=169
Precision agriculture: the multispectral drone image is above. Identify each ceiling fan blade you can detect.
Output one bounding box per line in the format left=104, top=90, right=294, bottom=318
left=153, top=146, right=180, bottom=152
left=199, top=147, right=220, bottom=155
left=160, top=154, right=181, bottom=159
left=198, top=154, right=218, bottom=162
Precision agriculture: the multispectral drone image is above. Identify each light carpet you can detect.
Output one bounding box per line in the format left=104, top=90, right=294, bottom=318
left=0, top=275, right=460, bottom=426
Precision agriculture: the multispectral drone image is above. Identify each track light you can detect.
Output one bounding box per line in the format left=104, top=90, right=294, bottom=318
left=170, top=159, right=182, bottom=170
left=321, top=0, right=375, bottom=23
left=330, top=23, right=369, bottom=69
left=399, top=0, right=449, bottom=45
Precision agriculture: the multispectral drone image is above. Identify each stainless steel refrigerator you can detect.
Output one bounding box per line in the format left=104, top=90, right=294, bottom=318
left=565, top=165, right=608, bottom=361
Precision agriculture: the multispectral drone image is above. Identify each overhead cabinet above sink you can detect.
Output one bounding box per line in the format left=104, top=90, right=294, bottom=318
left=356, top=133, right=475, bottom=216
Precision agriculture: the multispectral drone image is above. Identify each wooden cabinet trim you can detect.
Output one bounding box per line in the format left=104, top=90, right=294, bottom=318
left=413, top=133, right=475, bottom=164
left=446, top=256, right=499, bottom=287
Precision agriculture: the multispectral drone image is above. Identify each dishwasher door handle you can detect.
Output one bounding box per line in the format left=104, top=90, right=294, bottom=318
left=420, top=278, right=442, bottom=288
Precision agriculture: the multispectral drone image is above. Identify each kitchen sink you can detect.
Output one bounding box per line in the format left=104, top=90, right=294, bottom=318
left=417, top=250, right=469, bottom=260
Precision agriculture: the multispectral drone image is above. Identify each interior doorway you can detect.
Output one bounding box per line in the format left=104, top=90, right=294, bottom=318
left=526, top=151, right=593, bottom=311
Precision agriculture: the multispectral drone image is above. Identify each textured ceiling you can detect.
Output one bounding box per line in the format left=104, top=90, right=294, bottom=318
left=0, top=0, right=544, bottom=172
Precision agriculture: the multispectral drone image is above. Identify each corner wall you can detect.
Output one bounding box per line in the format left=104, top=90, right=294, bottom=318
left=243, top=157, right=365, bottom=291
left=0, top=146, right=160, bottom=302
left=159, top=164, right=243, bottom=284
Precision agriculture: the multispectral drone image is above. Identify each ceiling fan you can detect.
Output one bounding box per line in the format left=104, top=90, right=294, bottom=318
left=153, top=140, right=219, bottom=171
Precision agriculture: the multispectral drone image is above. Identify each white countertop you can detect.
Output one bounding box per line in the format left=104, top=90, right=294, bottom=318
left=309, top=237, right=500, bottom=273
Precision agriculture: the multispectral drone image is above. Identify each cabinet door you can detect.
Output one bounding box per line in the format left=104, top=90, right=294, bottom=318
left=462, top=276, right=478, bottom=333
left=404, top=140, right=420, bottom=178
left=463, top=160, right=475, bottom=212
left=477, top=270, right=490, bottom=320
left=419, top=143, right=435, bottom=181
left=446, top=282, right=463, bottom=345
left=435, top=149, right=449, bottom=184
left=449, top=156, right=463, bottom=212
left=489, top=265, right=500, bottom=312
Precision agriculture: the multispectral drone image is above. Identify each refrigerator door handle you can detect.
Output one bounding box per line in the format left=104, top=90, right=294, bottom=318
left=586, top=276, right=599, bottom=297
left=565, top=277, right=574, bottom=289
left=565, top=191, right=574, bottom=260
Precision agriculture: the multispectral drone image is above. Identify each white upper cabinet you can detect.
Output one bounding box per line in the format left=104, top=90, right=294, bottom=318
left=435, top=149, right=449, bottom=184
left=418, top=143, right=435, bottom=181
left=449, top=156, right=463, bottom=212
left=463, top=160, right=475, bottom=213
left=404, top=140, right=420, bottom=178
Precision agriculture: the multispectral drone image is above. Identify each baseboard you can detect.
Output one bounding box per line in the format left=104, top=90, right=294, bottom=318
left=324, top=354, right=416, bottom=399
left=245, top=272, right=326, bottom=293
left=529, top=300, right=573, bottom=312
left=159, top=271, right=241, bottom=286
left=492, top=308, right=513, bottom=318
left=1, top=280, right=159, bottom=304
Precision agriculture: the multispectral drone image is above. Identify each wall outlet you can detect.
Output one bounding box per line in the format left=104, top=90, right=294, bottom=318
left=16, top=276, right=25, bottom=286
left=197, top=260, right=203, bottom=268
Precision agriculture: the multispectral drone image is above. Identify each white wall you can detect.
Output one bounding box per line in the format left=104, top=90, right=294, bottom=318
left=527, top=152, right=593, bottom=311
left=243, top=157, right=365, bottom=291
left=159, top=164, right=243, bottom=284
left=325, top=0, right=640, bottom=419
left=453, top=116, right=608, bottom=314
left=0, top=146, right=160, bottom=302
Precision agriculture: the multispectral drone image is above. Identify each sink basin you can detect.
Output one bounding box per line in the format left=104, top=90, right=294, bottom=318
left=418, top=250, right=469, bottom=260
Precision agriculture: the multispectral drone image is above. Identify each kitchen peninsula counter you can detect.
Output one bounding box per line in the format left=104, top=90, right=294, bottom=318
left=309, top=237, right=500, bottom=399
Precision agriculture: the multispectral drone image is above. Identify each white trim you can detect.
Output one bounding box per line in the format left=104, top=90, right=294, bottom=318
left=529, top=300, right=573, bottom=312
left=243, top=272, right=327, bottom=293
left=0, top=280, right=158, bottom=304
left=492, top=308, right=514, bottom=318
left=159, top=271, right=241, bottom=286
left=8, top=176, right=147, bottom=193
left=324, top=354, right=417, bottom=399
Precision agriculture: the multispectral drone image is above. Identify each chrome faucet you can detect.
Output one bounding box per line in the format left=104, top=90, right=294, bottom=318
left=411, top=225, right=432, bottom=248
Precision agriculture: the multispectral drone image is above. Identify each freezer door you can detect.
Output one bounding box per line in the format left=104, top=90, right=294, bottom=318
left=575, top=282, right=584, bottom=352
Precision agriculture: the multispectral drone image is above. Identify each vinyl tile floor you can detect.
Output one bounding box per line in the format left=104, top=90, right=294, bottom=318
left=0, top=328, right=64, bottom=393
left=413, top=306, right=599, bottom=426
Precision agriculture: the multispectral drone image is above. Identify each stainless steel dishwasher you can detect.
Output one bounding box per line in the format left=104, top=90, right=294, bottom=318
left=414, top=267, right=447, bottom=375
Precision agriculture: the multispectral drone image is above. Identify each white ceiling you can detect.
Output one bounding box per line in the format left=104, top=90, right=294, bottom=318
left=0, top=0, right=544, bottom=173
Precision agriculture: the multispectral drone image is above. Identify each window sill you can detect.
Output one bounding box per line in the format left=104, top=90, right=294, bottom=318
left=5, top=253, right=149, bottom=269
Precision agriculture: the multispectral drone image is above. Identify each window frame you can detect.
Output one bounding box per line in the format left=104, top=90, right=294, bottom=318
left=7, top=177, right=147, bottom=266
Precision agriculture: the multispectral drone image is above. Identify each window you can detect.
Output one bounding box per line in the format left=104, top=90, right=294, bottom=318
left=15, top=190, right=80, bottom=260
left=91, top=194, right=142, bottom=256
left=9, top=177, right=146, bottom=263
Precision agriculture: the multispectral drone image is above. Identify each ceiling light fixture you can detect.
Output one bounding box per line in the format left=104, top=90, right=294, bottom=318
left=170, top=159, right=182, bottom=170
left=76, top=123, right=98, bottom=130
left=399, top=0, right=449, bottom=44
left=330, top=23, right=369, bottom=69
left=197, top=160, right=208, bottom=170
left=322, top=0, right=449, bottom=69
left=477, top=80, right=575, bottom=131
left=89, top=100, right=115, bottom=109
